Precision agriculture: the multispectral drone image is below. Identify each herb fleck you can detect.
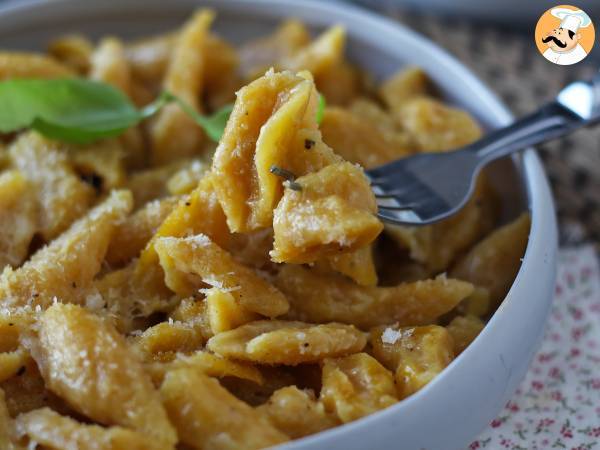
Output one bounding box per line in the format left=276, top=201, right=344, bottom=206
left=270, top=165, right=302, bottom=191
left=286, top=181, right=302, bottom=191
left=269, top=165, right=296, bottom=181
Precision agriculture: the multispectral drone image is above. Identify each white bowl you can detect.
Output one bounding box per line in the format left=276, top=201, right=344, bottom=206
left=0, top=1, right=558, bottom=449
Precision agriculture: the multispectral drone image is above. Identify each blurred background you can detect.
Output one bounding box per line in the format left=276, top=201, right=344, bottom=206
left=354, top=0, right=600, bottom=61
left=356, top=0, right=600, bottom=61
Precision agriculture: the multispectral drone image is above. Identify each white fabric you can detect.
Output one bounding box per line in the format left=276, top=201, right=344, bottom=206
left=543, top=44, right=588, bottom=65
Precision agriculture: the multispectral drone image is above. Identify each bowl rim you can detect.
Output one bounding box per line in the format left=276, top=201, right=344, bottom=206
left=0, top=0, right=558, bottom=448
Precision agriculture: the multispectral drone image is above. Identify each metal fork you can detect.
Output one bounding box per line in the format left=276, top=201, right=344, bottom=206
left=368, top=72, right=600, bottom=226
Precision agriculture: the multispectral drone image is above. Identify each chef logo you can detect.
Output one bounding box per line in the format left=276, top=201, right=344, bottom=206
left=535, top=5, right=595, bottom=65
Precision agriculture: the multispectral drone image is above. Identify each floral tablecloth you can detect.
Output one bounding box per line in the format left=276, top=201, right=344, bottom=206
left=469, top=245, right=600, bottom=450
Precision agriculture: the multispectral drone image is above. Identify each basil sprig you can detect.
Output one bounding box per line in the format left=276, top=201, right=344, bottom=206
left=0, top=78, right=326, bottom=145
left=0, top=78, right=233, bottom=144
left=155, top=92, right=234, bottom=142
left=316, top=93, right=326, bottom=124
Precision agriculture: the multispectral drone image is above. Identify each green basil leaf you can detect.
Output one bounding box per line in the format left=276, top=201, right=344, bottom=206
left=0, top=78, right=140, bottom=144
left=0, top=78, right=234, bottom=145
left=316, top=93, right=326, bottom=124
left=203, top=103, right=234, bottom=141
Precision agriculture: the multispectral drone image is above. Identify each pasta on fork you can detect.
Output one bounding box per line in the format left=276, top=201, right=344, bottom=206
left=0, top=9, right=530, bottom=449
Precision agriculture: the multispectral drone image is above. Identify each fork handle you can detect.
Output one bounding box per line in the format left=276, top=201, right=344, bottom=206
left=472, top=102, right=587, bottom=164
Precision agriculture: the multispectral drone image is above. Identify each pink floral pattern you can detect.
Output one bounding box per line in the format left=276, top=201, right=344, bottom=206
left=469, top=245, right=600, bottom=450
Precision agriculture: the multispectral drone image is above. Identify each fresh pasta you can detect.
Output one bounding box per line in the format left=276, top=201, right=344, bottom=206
left=0, top=10, right=530, bottom=449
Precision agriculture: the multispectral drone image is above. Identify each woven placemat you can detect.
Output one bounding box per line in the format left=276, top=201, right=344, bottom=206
left=368, top=5, right=600, bottom=247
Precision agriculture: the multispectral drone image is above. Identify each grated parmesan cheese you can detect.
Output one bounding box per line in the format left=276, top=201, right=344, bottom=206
left=381, top=327, right=402, bottom=344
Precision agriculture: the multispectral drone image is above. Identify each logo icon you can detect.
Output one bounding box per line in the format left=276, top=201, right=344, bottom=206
left=535, top=5, right=595, bottom=65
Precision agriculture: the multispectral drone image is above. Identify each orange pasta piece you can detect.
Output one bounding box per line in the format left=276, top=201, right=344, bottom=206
left=160, top=368, right=288, bottom=449
left=275, top=265, right=473, bottom=329
left=0, top=190, right=132, bottom=312
left=154, top=234, right=288, bottom=318
left=28, top=303, right=176, bottom=448
left=207, top=320, right=366, bottom=365
left=321, top=353, right=397, bottom=423
left=271, top=162, right=382, bottom=263
left=370, top=324, right=455, bottom=399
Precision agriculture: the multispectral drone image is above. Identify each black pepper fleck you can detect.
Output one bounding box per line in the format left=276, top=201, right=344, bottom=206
left=304, top=139, right=315, bottom=150
left=80, top=173, right=103, bottom=194
left=17, top=366, right=26, bottom=376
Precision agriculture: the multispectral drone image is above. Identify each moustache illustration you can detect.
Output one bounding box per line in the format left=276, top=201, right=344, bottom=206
left=542, top=35, right=567, bottom=48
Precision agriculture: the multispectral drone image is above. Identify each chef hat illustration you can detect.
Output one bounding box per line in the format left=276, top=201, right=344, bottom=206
left=551, top=8, right=592, bottom=33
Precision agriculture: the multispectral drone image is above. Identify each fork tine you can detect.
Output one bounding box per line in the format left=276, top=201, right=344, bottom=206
left=376, top=208, right=421, bottom=225
left=366, top=157, right=420, bottom=180
left=366, top=147, right=478, bottom=226
left=372, top=182, right=413, bottom=198
left=374, top=192, right=395, bottom=199
left=375, top=187, right=414, bottom=198
left=378, top=204, right=417, bottom=211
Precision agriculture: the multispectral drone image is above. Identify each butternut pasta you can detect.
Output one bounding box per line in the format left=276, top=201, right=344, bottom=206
left=0, top=10, right=530, bottom=449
